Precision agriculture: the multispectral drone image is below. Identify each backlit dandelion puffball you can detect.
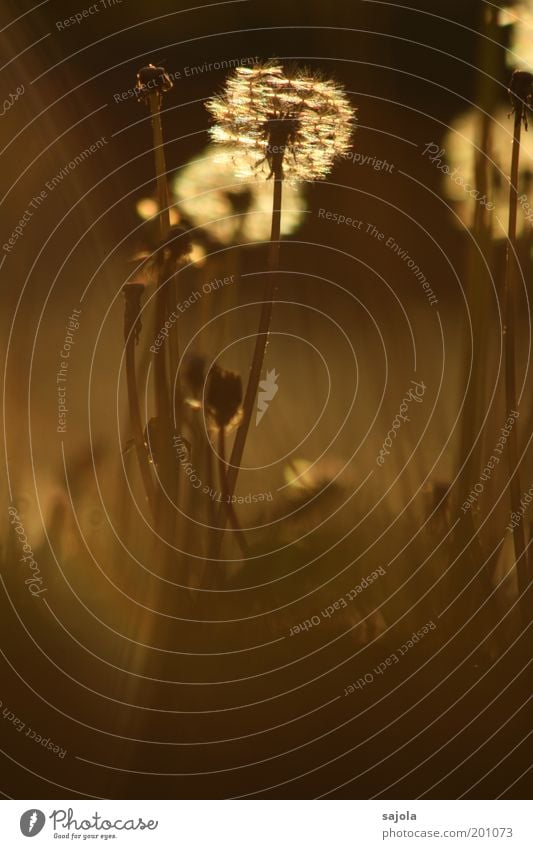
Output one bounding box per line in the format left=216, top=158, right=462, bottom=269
left=172, top=145, right=306, bottom=244
left=206, top=63, right=355, bottom=182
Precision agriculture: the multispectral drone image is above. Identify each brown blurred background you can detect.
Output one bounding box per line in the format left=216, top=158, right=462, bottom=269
left=0, top=0, right=530, bottom=800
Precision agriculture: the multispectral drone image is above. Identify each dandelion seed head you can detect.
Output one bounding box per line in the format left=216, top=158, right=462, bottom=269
left=206, top=62, right=355, bottom=182
left=135, top=63, right=173, bottom=103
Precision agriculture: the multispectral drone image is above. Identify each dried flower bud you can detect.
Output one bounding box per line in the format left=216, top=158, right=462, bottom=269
left=135, top=64, right=173, bottom=103
left=509, top=69, right=533, bottom=128
left=206, top=365, right=243, bottom=429
left=183, top=355, right=207, bottom=399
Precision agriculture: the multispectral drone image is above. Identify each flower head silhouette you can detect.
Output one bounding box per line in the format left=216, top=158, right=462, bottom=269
left=206, top=366, right=243, bottom=431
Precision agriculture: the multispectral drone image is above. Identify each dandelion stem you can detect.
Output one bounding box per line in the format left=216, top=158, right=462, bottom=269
left=227, top=163, right=282, bottom=492
left=205, top=434, right=216, bottom=529
left=209, top=155, right=283, bottom=560
left=147, top=91, right=179, bottom=544
left=148, top=91, right=172, bottom=418
left=148, top=93, right=181, bottom=401
left=217, top=427, right=249, bottom=558
left=149, top=94, right=171, bottom=240
left=503, top=106, right=530, bottom=626
left=123, top=285, right=156, bottom=517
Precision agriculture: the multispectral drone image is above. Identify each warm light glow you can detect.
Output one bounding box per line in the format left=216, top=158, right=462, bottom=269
left=136, top=197, right=158, bottom=219
left=445, top=107, right=533, bottom=235
left=500, top=1, right=533, bottom=70
left=136, top=196, right=180, bottom=225
left=172, top=144, right=306, bottom=245
left=284, top=457, right=346, bottom=491
left=189, top=242, right=207, bottom=266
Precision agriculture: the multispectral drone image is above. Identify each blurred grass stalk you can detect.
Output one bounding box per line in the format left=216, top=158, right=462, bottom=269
left=455, top=5, right=500, bottom=613
left=503, top=70, right=532, bottom=627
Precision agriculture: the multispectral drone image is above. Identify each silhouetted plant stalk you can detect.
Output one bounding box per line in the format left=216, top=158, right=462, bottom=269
left=135, top=66, right=173, bottom=404
left=205, top=436, right=217, bottom=529
left=123, top=282, right=156, bottom=517
left=205, top=162, right=281, bottom=564
left=504, top=70, right=532, bottom=626
left=135, top=64, right=179, bottom=544
left=217, top=426, right=250, bottom=558
left=205, top=63, right=355, bottom=560
left=221, top=151, right=282, bottom=535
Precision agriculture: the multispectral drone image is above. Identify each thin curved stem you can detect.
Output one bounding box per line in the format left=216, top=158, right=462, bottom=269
left=123, top=292, right=156, bottom=517
left=148, top=91, right=172, bottom=406
left=208, top=160, right=283, bottom=561
left=205, top=433, right=217, bottom=529
left=147, top=91, right=179, bottom=545
left=217, top=427, right=249, bottom=558
left=226, top=170, right=282, bottom=496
